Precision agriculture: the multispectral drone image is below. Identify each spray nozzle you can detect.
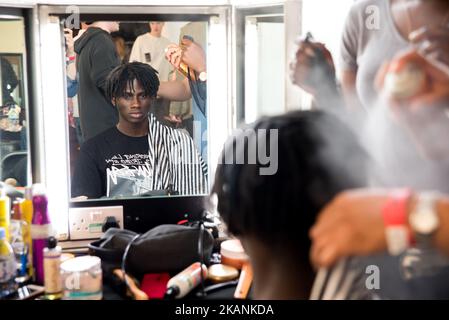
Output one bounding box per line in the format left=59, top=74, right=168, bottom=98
left=47, top=236, right=58, bottom=249
left=303, top=31, right=314, bottom=43
left=164, top=286, right=179, bottom=299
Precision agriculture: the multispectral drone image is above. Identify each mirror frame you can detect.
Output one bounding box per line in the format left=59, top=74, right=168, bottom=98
left=36, top=3, right=233, bottom=240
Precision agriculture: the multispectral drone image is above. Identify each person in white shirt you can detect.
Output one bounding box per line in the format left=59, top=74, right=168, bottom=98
left=129, top=22, right=173, bottom=81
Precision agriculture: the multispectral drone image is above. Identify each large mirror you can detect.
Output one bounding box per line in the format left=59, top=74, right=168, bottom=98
left=63, top=19, right=210, bottom=201
left=36, top=5, right=230, bottom=238
left=235, top=5, right=286, bottom=125
left=0, top=16, right=29, bottom=187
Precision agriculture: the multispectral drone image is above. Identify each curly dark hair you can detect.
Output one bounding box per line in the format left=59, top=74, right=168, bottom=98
left=106, top=61, right=159, bottom=101
left=213, top=110, right=369, bottom=258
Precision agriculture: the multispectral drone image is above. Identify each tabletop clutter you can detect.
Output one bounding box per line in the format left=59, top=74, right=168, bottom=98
left=0, top=184, right=253, bottom=300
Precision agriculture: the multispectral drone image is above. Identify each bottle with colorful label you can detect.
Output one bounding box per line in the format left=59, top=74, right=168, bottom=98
left=0, top=188, right=11, bottom=242
left=31, top=184, right=52, bottom=285
left=20, top=187, right=33, bottom=278
left=43, top=236, right=62, bottom=300
left=9, top=200, right=28, bottom=282
left=164, top=262, right=208, bottom=299
left=0, top=227, right=18, bottom=299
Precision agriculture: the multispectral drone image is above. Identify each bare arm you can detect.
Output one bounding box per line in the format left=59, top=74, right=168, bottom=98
left=340, top=69, right=364, bottom=112
left=158, top=77, right=191, bottom=101
left=64, top=28, right=77, bottom=80
left=66, top=60, right=77, bottom=81
left=310, top=189, right=449, bottom=268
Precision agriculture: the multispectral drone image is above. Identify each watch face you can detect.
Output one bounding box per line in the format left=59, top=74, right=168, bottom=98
left=410, top=209, right=439, bottom=235
left=199, top=72, right=207, bottom=82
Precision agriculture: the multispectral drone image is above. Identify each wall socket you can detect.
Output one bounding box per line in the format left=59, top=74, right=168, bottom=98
left=68, top=206, right=124, bottom=240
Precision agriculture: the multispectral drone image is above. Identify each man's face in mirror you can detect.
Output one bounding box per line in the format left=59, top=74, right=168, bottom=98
left=149, top=22, right=164, bottom=37
left=113, top=79, right=153, bottom=125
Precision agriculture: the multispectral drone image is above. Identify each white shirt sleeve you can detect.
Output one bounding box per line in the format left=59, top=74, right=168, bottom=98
left=129, top=35, right=142, bottom=63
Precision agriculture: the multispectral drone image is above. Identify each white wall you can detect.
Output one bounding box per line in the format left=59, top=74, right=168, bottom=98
left=301, top=0, right=355, bottom=74
left=257, top=22, right=285, bottom=117
left=0, top=20, right=26, bottom=53
left=162, top=21, right=190, bottom=43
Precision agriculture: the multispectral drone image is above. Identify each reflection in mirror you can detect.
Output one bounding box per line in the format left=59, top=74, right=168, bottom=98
left=65, top=20, right=209, bottom=201
left=0, top=18, right=29, bottom=187
left=245, top=14, right=285, bottom=124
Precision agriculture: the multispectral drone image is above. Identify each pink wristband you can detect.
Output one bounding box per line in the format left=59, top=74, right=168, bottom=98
left=382, top=189, right=414, bottom=254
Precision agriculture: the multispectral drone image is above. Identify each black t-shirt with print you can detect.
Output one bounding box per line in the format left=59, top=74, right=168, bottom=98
left=71, top=126, right=152, bottom=199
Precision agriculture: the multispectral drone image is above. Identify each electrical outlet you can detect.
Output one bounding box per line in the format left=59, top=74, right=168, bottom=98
left=68, top=206, right=124, bottom=240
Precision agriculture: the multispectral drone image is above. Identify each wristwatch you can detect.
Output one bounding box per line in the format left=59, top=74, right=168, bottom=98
left=198, top=71, right=207, bottom=82
left=409, top=192, right=440, bottom=248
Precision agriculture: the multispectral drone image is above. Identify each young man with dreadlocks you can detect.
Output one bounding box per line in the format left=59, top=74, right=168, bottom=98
left=71, top=62, right=208, bottom=199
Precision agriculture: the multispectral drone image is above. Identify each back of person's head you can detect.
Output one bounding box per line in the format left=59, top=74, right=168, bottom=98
left=213, top=110, right=368, bottom=262
left=112, top=35, right=126, bottom=61
left=106, top=62, right=159, bottom=101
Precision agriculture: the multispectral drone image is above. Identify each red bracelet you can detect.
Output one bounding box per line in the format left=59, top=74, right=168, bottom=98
left=382, top=188, right=414, bottom=255
left=67, top=55, right=76, bottom=61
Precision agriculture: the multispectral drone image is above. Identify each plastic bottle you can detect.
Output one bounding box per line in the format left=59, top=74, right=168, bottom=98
left=43, top=236, right=62, bottom=300
left=20, top=187, right=33, bottom=278
left=31, top=184, right=52, bottom=285
left=164, top=262, right=208, bottom=299
left=0, top=188, right=11, bottom=241
left=0, top=227, right=18, bottom=298
left=9, top=200, right=28, bottom=282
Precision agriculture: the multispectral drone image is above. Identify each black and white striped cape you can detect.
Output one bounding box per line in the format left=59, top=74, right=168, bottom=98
left=146, top=113, right=208, bottom=195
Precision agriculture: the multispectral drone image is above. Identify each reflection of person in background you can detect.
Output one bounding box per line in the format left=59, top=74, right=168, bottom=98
left=129, top=22, right=172, bottom=81
left=68, top=23, right=90, bottom=146
left=112, top=35, right=129, bottom=63
left=0, top=57, right=25, bottom=151
left=213, top=110, right=368, bottom=299
left=0, top=57, right=19, bottom=105
left=74, top=21, right=121, bottom=141
left=71, top=62, right=208, bottom=199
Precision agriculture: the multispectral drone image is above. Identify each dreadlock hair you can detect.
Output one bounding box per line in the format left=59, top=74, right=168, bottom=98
left=212, top=110, right=369, bottom=260
left=106, top=62, right=160, bottom=102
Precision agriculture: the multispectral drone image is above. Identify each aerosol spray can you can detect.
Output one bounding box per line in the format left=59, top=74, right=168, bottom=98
left=164, top=262, right=208, bottom=299
left=31, top=184, right=52, bottom=284
left=43, top=236, right=62, bottom=300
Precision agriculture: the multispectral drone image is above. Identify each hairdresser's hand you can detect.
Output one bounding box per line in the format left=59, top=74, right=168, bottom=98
left=310, top=189, right=389, bottom=268
left=376, top=50, right=449, bottom=111
left=410, top=26, right=449, bottom=69
left=164, top=114, right=183, bottom=127
left=180, top=38, right=206, bottom=73
left=165, top=44, right=183, bottom=69
left=289, top=37, right=336, bottom=95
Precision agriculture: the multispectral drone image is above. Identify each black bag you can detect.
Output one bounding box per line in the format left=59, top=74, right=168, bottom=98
left=88, top=224, right=214, bottom=276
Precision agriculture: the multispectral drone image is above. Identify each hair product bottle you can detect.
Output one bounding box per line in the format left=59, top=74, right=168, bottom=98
left=164, top=262, right=208, bottom=299
left=43, top=236, right=62, bottom=300
left=0, top=188, right=11, bottom=241
left=20, top=187, right=34, bottom=278
left=31, top=184, right=52, bottom=285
